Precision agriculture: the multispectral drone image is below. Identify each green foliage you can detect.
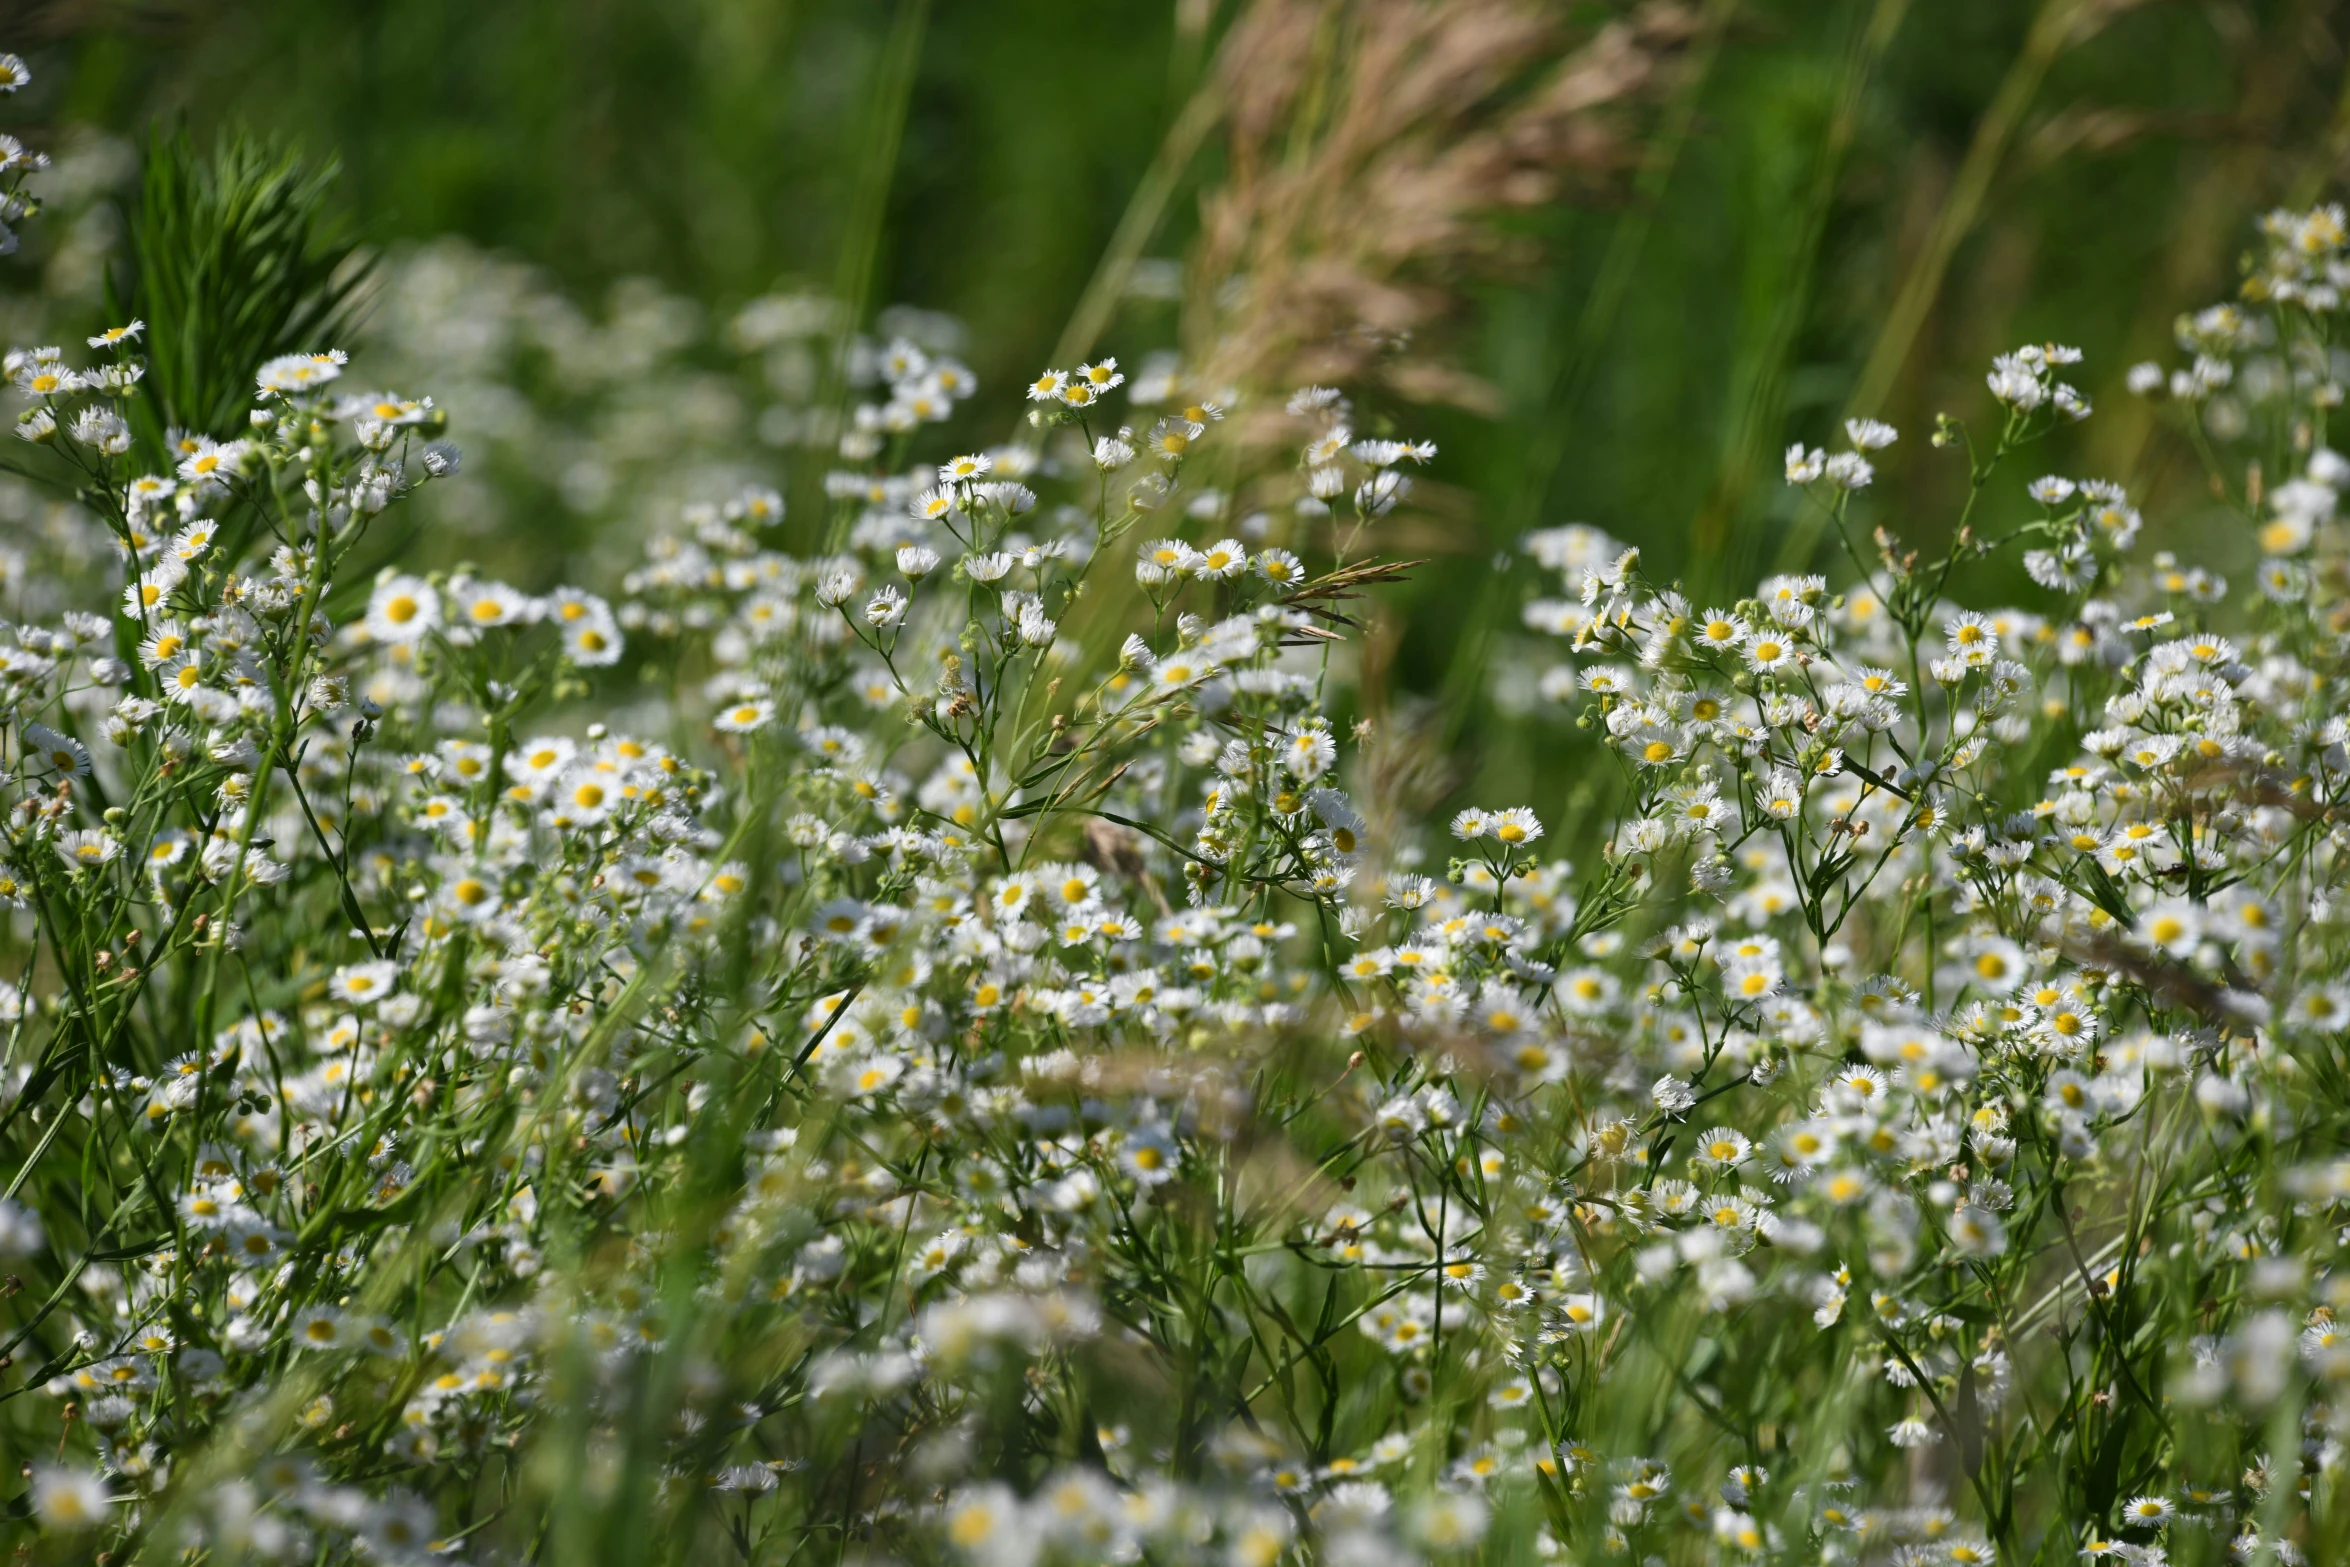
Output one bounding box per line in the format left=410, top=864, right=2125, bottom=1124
left=110, top=130, right=368, bottom=454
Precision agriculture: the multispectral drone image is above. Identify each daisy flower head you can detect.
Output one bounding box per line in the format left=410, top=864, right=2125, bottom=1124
left=122, top=556, right=188, bottom=618
left=1352, top=438, right=1424, bottom=468
left=1949, top=1205, right=2008, bottom=1257
left=123, top=473, right=174, bottom=515
left=1119, top=1125, right=1179, bottom=1186
left=144, top=828, right=192, bottom=871
left=290, top=1305, right=348, bottom=1351
left=1758, top=769, right=1803, bottom=820
left=1148, top=417, right=1197, bottom=460
left=1723, top=954, right=1783, bottom=1003
left=1559, top=967, right=1620, bottom=1016
left=1694, top=608, right=1744, bottom=651
left=716, top=699, right=776, bottom=734
left=1193, top=538, right=1249, bottom=579
left=1822, top=451, right=1873, bottom=490
left=176, top=438, right=253, bottom=489
left=1944, top=611, right=1998, bottom=657
left=503, top=736, right=576, bottom=789
left=1151, top=653, right=1216, bottom=690
left=942, top=1484, right=1025, bottom=1561
left=1490, top=808, right=1543, bottom=847
left=1690, top=1127, right=1753, bottom=1174
left=255, top=349, right=349, bottom=397
left=1256, top=547, right=1304, bottom=586
left=22, top=723, right=89, bottom=779
left=1887, top=1418, right=1939, bottom=1449
left=2290, top=986, right=2350, bottom=1033
left=550, top=767, right=617, bottom=826
left=2139, top=897, right=2202, bottom=957
left=55, top=829, right=119, bottom=870
left=366, top=574, right=441, bottom=645
left=157, top=648, right=216, bottom=707
left=328, top=960, right=399, bottom=1006
left=1139, top=538, right=1197, bottom=580
left=450, top=576, right=532, bottom=630
left=1305, top=424, right=1354, bottom=467
left=2090, top=498, right=2142, bottom=549
left=1282, top=726, right=1337, bottom=781
left=1623, top=715, right=1685, bottom=767
left=30, top=1468, right=111, bottom=1533
left=14, top=359, right=80, bottom=398
left=1310, top=790, right=1366, bottom=856
left=878, top=338, right=929, bottom=382
left=865, top=585, right=908, bottom=630
left=1558, top=1292, right=1607, bottom=1332
left=167, top=519, right=219, bottom=563
left=845, top=1054, right=904, bottom=1099
left=440, top=870, right=503, bottom=924
left=1744, top=631, right=1795, bottom=671
left=352, top=391, right=434, bottom=426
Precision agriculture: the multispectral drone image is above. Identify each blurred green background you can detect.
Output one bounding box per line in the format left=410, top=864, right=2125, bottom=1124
left=5, top=0, right=2346, bottom=805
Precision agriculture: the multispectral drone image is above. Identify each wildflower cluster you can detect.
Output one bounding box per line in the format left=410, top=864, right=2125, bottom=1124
left=0, top=53, right=40, bottom=258
left=3, top=63, right=2350, bottom=1564
left=1483, top=208, right=2350, bottom=1566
